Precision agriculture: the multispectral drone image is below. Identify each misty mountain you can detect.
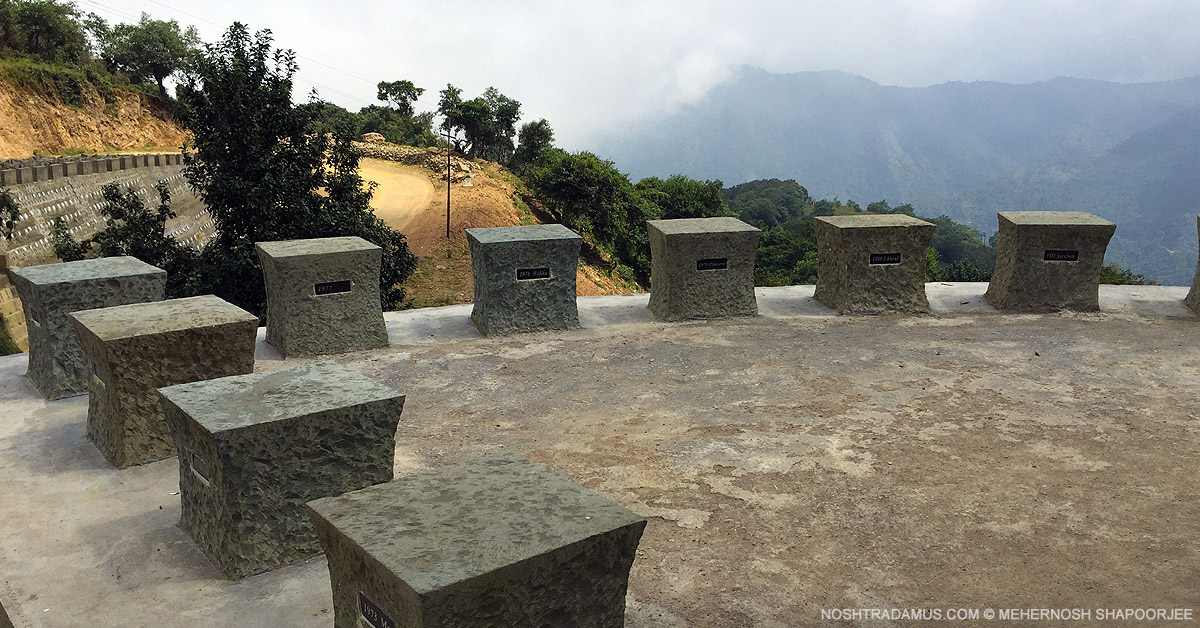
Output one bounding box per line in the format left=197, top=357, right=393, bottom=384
left=953, top=104, right=1200, bottom=284
left=595, top=67, right=1200, bottom=283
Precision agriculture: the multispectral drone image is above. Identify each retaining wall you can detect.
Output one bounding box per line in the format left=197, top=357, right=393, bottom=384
left=0, top=154, right=215, bottom=351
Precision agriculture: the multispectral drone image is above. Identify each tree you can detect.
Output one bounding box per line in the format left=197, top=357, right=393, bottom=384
left=376, top=79, right=423, bottom=118
left=50, top=182, right=198, bottom=297
left=635, top=175, right=732, bottom=220
left=88, top=12, right=198, bottom=96
left=438, top=84, right=521, bottom=161
left=511, top=118, right=554, bottom=173
left=0, top=187, right=18, bottom=240
left=1, top=0, right=88, bottom=63
left=174, top=22, right=417, bottom=317
left=526, top=149, right=658, bottom=283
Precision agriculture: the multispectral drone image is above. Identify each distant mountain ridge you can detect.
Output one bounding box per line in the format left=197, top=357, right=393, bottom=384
left=595, top=67, right=1200, bottom=284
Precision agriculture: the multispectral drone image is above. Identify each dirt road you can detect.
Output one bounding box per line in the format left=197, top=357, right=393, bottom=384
left=360, top=158, right=435, bottom=232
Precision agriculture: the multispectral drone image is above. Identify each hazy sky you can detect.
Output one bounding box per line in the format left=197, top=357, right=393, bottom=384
left=92, top=0, right=1200, bottom=149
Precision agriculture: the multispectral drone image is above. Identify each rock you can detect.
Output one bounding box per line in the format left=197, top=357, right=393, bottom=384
left=985, top=211, right=1116, bottom=312
left=358, top=132, right=387, bottom=143
left=466, top=224, right=583, bottom=336
left=10, top=256, right=166, bottom=400
left=159, top=362, right=405, bottom=580
left=256, top=236, right=389, bottom=358
left=306, top=452, right=646, bottom=628
left=647, top=217, right=761, bottom=321
left=812, top=214, right=936, bottom=315
left=69, top=295, right=259, bottom=468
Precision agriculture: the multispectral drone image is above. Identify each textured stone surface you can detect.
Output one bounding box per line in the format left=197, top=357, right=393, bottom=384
left=1185, top=217, right=1200, bottom=315
left=465, top=224, right=583, bottom=336
left=647, top=217, right=761, bottom=321
left=10, top=257, right=166, bottom=399
left=69, top=295, right=258, bottom=468
left=813, top=214, right=936, bottom=315
left=256, top=237, right=388, bottom=358
left=159, top=363, right=404, bottom=580
left=307, top=452, right=646, bottom=628
left=985, top=211, right=1117, bottom=312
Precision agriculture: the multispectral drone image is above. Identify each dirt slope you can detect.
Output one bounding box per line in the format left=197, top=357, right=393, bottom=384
left=363, top=156, right=632, bottom=307
left=0, top=76, right=187, bottom=159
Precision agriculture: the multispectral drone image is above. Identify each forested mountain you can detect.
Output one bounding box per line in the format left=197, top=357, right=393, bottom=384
left=596, top=67, right=1200, bottom=283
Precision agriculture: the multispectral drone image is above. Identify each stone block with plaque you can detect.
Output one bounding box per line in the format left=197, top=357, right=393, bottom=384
left=11, top=256, right=166, bottom=400
left=256, top=236, right=389, bottom=358
left=813, top=214, right=936, bottom=315
left=465, top=224, right=583, bottom=335
left=646, top=217, right=761, bottom=321
left=985, top=211, right=1116, bottom=312
left=306, top=452, right=646, bottom=628
left=1184, top=216, right=1200, bottom=315
left=160, top=362, right=405, bottom=580
left=69, top=295, right=258, bottom=468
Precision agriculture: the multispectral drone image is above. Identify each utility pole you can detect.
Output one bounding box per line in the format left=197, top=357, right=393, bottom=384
left=442, top=124, right=451, bottom=240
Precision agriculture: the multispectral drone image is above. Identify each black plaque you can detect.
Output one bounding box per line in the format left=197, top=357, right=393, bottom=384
left=92, top=363, right=104, bottom=384
left=1043, top=250, right=1079, bottom=262
left=516, top=267, right=551, bottom=280
left=696, top=258, right=728, bottom=271
left=314, top=280, right=352, bottom=296
left=359, top=593, right=396, bottom=628
left=191, top=451, right=211, bottom=483
left=869, top=252, right=903, bottom=265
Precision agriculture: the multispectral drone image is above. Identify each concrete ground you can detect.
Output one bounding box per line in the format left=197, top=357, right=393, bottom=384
left=1, top=283, right=1198, bottom=627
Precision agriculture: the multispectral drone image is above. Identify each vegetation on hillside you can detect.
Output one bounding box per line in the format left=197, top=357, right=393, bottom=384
left=0, top=0, right=197, bottom=107
left=51, top=23, right=418, bottom=318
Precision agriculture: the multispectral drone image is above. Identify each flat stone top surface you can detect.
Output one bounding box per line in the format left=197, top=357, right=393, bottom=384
left=308, top=452, right=644, bottom=595
left=647, top=216, right=759, bottom=235
left=465, top=223, right=581, bottom=244
left=255, top=236, right=380, bottom=258
left=11, top=256, right=164, bottom=285
left=998, top=211, right=1115, bottom=226
left=159, top=363, right=403, bottom=433
left=816, top=214, right=934, bottom=229
left=71, top=295, right=258, bottom=341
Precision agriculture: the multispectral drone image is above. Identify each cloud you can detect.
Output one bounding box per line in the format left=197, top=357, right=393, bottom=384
left=104, top=0, right=1200, bottom=150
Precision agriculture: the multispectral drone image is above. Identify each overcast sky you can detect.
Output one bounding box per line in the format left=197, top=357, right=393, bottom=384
left=91, top=0, right=1200, bottom=150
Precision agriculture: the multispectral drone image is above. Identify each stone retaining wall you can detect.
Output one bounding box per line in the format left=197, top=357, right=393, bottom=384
left=0, top=154, right=215, bottom=352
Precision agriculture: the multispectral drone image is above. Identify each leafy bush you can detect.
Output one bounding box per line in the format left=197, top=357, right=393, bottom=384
left=175, top=23, right=417, bottom=317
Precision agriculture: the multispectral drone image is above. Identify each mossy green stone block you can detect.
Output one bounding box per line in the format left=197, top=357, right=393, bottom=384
left=813, top=214, right=936, bottom=315
left=11, top=256, right=166, bottom=400
left=69, top=295, right=258, bottom=468
left=160, top=362, right=405, bottom=580
left=465, top=224, right=583, bottom=336
left=985, top=211, right=1116, bottom=312
left=647, top=217, right=761, bottom=321
left=256, top=237, right=388, bottom=358
left=307, top=453, right=646, bottom=628
left=1185, top=216, right=1200, bottom=315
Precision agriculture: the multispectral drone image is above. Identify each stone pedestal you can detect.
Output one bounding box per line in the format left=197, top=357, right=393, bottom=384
left=1185, top=217, right=1200, bottom=315
left=813, top=214, right=936, bottom=314
left=985, top=211, right=1116, bottom=312
left=69, top=295, right=258, bottom=468
left=159, top=362, right=405, bottom=580
left=647, top=217, right=761, bottom=321
left=306, top=452, right=646, bottom=628
left=256, top=236, right=388, bottom=358
left=465, top=224, right=582, bottom=336
left=11, top=257, right=166, bottom=400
